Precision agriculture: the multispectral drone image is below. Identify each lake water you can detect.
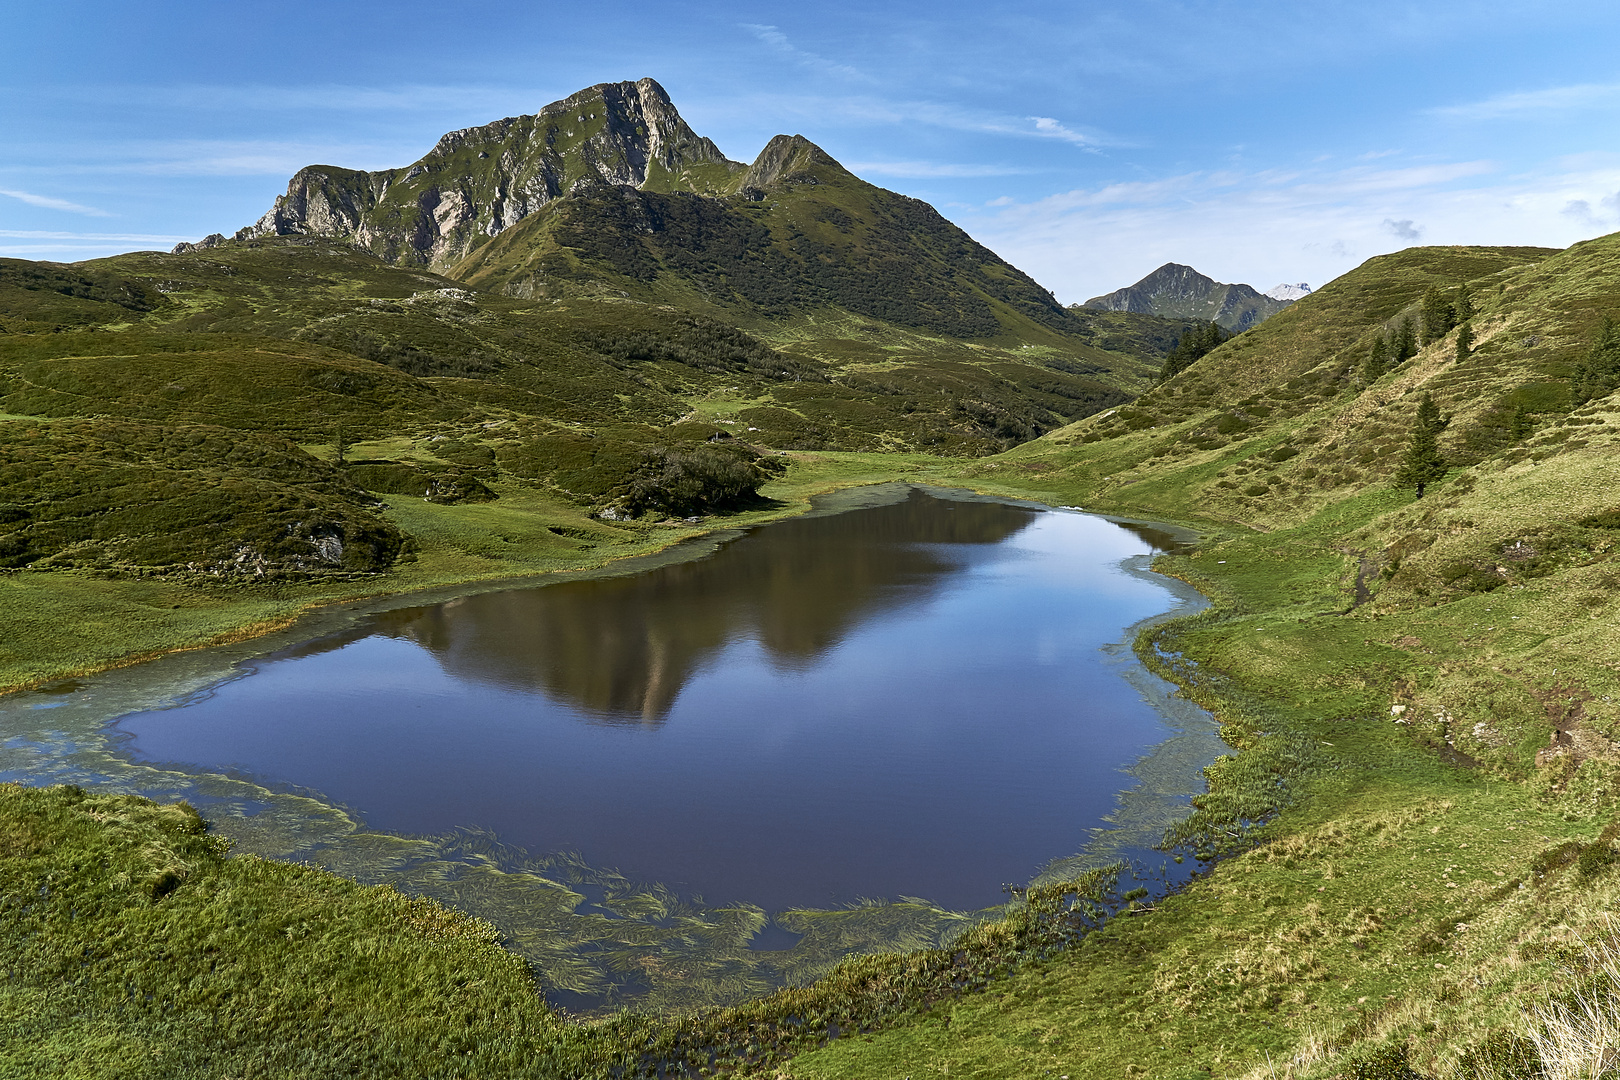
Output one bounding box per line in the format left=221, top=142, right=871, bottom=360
left=113, top=486, right=1199, bottom=916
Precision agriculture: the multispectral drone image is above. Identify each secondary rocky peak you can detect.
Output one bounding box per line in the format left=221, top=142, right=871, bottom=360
left=740, top=135, right=845, bottom=195
left=1083, top=262, right=1292, bottom=331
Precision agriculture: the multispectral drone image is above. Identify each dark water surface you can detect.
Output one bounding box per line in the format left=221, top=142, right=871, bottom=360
left=117, top=488, right=1190, bottom=914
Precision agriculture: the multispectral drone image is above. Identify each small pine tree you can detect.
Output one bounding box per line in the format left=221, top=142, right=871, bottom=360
left=1394, top=316, right=1418, bottom=362
left=1509, top=403, right=1533, bottom=441
left=1454, top=322, right=1474, bottom=364
left=1572, top=317, right=1620, bottom=406
left=1362, top=335, right=1388, bottom=385
left=1420, top=285, right=1455, bottom=346
left=1454, top=281, right=1474, bottom=322
left=1394, top=391, right=1449, bottom=498
left=334, top=423, right=350, bottom=466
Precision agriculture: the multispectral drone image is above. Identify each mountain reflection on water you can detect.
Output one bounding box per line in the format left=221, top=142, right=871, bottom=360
left=117, top=485, right=1193, bottom=914
left=370, top=489, right=1039, bottom=724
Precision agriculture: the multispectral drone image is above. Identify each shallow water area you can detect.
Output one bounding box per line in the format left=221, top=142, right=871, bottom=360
left=6, top=484, right=1223, bottom=1010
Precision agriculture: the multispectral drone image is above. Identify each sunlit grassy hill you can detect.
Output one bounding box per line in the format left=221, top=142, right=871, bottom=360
left=775, top=233, right=1620, bottom=1078
left=0, top=236, right=1184, bottom=583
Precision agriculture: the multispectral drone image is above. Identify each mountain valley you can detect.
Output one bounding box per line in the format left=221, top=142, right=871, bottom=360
left=6, top=75, right=1620, bottom=1080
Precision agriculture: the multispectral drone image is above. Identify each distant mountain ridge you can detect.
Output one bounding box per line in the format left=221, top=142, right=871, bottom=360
left=179, top=78, right=1091, bottom=343
left=1080, top=262, right=1293, bottom=331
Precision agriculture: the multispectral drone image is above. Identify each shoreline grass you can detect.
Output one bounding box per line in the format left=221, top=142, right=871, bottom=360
left=0, top=451, right=965, bottom=696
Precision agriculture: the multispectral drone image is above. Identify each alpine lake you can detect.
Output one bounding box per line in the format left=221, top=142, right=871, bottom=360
left=3, top=484, right=1225, bottom=1013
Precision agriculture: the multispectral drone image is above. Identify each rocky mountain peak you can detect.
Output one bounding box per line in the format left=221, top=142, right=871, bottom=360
left=1083, top=262, right=1292, bottom=331
left=192, top=78, right=743, bottom=271
left=740, top=135, right=844, bottom=196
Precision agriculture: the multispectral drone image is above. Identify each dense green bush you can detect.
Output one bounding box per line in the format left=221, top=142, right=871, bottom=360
left=622, top=444, right=775, bottom=517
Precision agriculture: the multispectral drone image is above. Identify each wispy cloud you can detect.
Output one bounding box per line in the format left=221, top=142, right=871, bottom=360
left=847, top=161, right=1035, bottom=179
left=741, top=25, right=864, bottom=80
left=0, top=229, right=194, bottom=242
left=35, top=82, right=558, bottom=116
left=1030, top=117, right=1097, bottom=149
left=6, top=139, right=410, bottom=178
left=717, top=93, right=1128, bottom=153
left=0, top=188, right=111, bottom=216
left=1431, top=81, right=1620, bottom=121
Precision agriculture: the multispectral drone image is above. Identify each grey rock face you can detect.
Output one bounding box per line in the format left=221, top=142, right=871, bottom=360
left=741, top=135, right=840, bottom=192
left=1083, top=262, right=1292, bottom=331
left=171, top=233, right=228, bottom=255
left=231, top=78, right=742, bottom=272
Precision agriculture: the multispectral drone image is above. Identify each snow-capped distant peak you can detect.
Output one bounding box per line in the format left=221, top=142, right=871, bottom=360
left=1265, top=282, right=1312, bottom=302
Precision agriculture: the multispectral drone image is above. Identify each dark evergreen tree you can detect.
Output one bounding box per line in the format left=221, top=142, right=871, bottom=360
left=1394, top=316, right=1418, bottom=362
left=1572, top=317, right=1620, bottom=406
left=1362, top=335, right=1388, bottom=385
left=1455, top=322, right=1474, bottom=364
left=1454, top=281, right=1474, bottom=323
left=1394, top=391, right=1449, bottom=498
left=1420, top=285, right=1455, bottom=346
left=1510, top=403, right=1533, bottom=442
left=1157, top=320, right=1234, bottom=383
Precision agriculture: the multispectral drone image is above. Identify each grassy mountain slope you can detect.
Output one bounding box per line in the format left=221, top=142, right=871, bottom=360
left=10, top=231, right=1620, bottom=1078
left=453, top=134, right=1098, bottom=345
left=223, top=79, right=1148, bottom=361
left=778, top=235, right=1620, bottom=1077
left=0, top=233, right=1183, bottom=699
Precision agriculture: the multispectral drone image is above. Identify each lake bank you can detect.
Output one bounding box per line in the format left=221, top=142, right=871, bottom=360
left=4, top=476, right=1226, bottom=1017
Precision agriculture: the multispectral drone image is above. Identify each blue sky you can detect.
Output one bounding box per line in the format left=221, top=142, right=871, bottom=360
left=6, top=0, right=1620, bottom=301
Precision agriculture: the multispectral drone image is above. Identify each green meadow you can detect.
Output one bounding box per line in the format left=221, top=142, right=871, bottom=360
left=7, top=222, right=1620, bottom=1076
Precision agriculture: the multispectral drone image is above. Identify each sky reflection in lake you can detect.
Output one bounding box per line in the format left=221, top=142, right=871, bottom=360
left=118, top=489, right=1184, bottom=912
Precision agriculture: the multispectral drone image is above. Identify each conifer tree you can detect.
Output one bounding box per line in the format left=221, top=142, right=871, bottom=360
left=1510, top=403, right=1533, bottom=442
left=1362, top=335, right=1388, bottom=385
left=1394, top=391, right=1449, bottom=498
left=1572, top=317, right=1620, bottom=406
left=1420, top=285, right=1455, bottom=346
left=1394, top=316, right=1418, bottom=362
left=1454, top=281, right=1474, bottom=323
left=1157, top=320, right=1233, bottom=383
left=1455, top=322, right=1474, bottom=364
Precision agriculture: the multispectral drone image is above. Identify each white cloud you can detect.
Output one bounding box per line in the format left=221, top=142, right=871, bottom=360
left=701, top=92, right=1128, bottom=154
left=958, top=158, right=1620, bottom=304
left=0, top=230, right=193, bottom=242
left=847, top=161, right=1034, bottom=179
left=1030, top=117, right=1096, bottom=149
left=40, top=82, right=559, bottom=116
left=741, top=25, right=864, bottom=81
left=6, top=139, right=411, bottom=178
left=1431, top=81, right=1620, bottom=121
left=0, top=188, right=111, bottom=216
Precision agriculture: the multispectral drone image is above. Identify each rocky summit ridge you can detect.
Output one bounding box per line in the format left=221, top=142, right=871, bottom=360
left=178, top=78, right=741, bottom=271
left=177, top=79, right=1091, bottom=343
left=1081, top=262, right=1292, bottom=330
